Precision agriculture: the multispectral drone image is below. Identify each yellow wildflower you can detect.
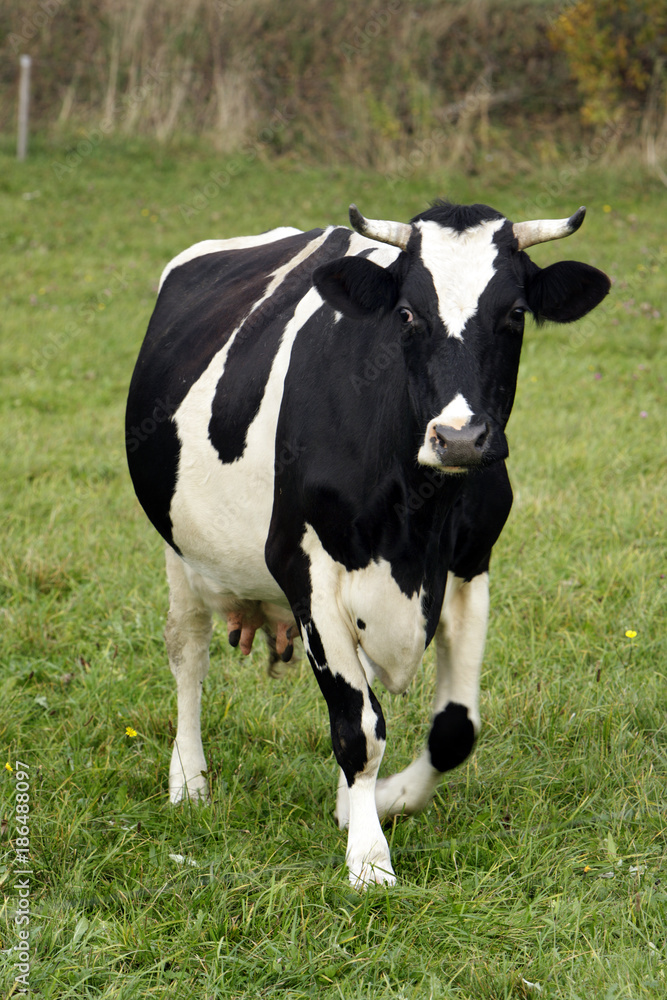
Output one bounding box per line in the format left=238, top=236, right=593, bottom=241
left=125, top=726, right=138, bottom=738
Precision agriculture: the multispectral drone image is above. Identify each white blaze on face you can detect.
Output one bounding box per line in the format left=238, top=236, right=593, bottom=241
left=418, top=393, right=474, bottom=468
left=416, top=217, right=506, bottom=340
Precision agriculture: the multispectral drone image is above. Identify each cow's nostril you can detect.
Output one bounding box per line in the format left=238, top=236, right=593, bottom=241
left=474, top=423, right=490, bottom=450
left=433, top=421, right=491, bottom=466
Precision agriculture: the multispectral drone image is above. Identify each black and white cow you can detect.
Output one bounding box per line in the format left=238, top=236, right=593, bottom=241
left=126, top=200, right=609, bottom=887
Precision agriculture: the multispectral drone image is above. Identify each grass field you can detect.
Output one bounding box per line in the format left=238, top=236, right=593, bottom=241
left=0, top=135, right=665, bottom=999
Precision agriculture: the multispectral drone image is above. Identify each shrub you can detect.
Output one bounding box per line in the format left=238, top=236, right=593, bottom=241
left=549, top=0, right=667, bottom=126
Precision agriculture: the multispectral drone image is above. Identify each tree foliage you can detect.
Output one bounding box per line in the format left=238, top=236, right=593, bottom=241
left=549, top=0, right=667, bottom=125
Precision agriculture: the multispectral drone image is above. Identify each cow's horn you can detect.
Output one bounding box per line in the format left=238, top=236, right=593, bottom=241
left=349, top=204, right=412, bottom=250
left=513, top=207, right=586, bottom=250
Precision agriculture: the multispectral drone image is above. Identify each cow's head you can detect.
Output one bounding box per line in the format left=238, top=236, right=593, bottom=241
left=313, top=201, right=610, bottom=474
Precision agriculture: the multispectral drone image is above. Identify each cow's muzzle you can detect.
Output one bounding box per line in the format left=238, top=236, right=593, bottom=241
left=432, top=421, right=491, bottom=472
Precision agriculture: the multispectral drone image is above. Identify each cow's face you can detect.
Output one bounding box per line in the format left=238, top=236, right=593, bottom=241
left=314, top=201, right=610, bottom=474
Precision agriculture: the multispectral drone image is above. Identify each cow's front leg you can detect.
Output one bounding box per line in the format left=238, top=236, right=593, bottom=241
left=164, top=546, right=213, bottom=803
left=374, top=571, right=488, bottom=818
left=302, top=617, right=395, bottom=888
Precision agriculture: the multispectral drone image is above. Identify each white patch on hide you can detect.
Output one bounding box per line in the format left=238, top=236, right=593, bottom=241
left=416, top=217, right=505, bottom=339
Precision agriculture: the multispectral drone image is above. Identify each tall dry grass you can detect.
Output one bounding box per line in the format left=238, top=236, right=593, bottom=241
left=0, top=0, right=572, bottom=164
left=1, top=0, right=664, bottom=174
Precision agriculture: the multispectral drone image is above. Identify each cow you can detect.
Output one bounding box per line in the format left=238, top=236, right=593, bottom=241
left=126, top=199, right=610, bottom=887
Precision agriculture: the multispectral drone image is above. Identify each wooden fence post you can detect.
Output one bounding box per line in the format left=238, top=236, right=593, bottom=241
left=17, top=54, right=32, bottom=161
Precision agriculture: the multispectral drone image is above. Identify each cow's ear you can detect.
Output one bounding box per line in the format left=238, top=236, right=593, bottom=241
left=526, top=260, right=611, bottom=324
left=313, top=257, right=400, bottom=320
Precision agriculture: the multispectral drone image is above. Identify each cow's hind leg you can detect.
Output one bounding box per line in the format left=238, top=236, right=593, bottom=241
left=164, top=546, right=213, bottom=803
left=374, top=571, right=488, bottom=818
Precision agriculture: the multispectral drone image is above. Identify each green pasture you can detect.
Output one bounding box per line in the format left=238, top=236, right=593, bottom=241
left=0, top=137, right=665, bottom=998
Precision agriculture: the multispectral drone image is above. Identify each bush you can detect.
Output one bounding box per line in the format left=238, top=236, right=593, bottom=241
left=549, top=0, right=667, bottom=126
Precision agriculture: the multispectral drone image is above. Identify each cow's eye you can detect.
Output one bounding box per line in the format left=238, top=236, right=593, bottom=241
left=398, top=307, right=413, bottom=324
left=508, top=303, right=529, bottom=327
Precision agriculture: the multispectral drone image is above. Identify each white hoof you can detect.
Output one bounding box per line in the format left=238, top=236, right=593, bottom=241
left=347, top=836, right=396, bottom=889
left=169, top=776, right=209, bottom=805
left=348, top=858, right=396, bottom=889
left=169, top=743, right=209, bottom=803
